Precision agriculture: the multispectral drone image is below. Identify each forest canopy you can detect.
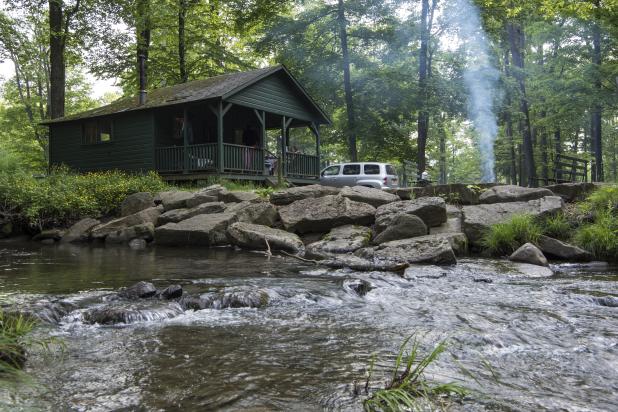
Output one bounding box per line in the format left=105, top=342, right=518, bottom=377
left=0, top=0, right=616, bottom=185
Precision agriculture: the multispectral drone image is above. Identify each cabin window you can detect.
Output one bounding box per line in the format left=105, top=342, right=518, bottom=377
left=82, top=119, right=113, bottom=144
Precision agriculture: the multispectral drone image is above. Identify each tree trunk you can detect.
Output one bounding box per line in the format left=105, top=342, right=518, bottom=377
left=439, top=116, right=447, bottom=184
left=337, top=0, right=357, bottom=162
left=49, top=0, right=65, bottom=119
left=503, top=49, right=517, bottom=185
left=178, top=0, right=188, bottom=83
left=416, top=0, right=430, bottom=179
left=137, top=0, right=151, bottom=102
left=591, top=9, right=603, bottom=181
left=506, top=21, right=536, bottom=187
left=554, top=129, right=562, bottom=181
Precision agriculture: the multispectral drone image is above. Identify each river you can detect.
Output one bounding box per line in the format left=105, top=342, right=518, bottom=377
left=1, top=242, right=617, bottom=411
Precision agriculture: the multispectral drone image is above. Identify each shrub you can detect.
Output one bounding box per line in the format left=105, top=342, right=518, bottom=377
left=573, top=212, right=618, bottom=261
left=0, top=168, right=169, bottom=229
left=540, top=213, right=573, bottom=240
left=578, top=185, right=618, bottom=216
left=481, top=214, right=542, bottom=256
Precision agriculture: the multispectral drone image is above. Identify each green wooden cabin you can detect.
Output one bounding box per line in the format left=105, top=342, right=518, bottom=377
left=42, top=65, right=330, bottom=184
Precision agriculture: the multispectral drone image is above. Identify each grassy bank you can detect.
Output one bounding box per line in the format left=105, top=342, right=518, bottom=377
left=482, top=185, right=618, bottom=260
left=0, top=168, right=169, bottom=230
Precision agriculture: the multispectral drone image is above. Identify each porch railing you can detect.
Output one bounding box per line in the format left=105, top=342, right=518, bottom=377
left=155, top=143, right=218, bottom=172
left=285, top=152, right=319, bottom=178
left=223, top=143, right=263, bottom=174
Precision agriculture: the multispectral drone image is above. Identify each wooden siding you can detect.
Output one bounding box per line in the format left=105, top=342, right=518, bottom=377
left=49, top=111, right=155, bottom=172
left=226, top=72, right=321, bottom=122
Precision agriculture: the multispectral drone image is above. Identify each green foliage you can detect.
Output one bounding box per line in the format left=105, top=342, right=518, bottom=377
left=573, top=211, right=618, bottom=261
left=579, top=185, right=618, bottom=216
left=482, top=214, right=543, bottom=255
left=0, top=311, right=35, bottom=375
left=0, top=168, right=169, bottom=229
left=540, top=212, right=573, bottom=240
left=363, top=337, right=468, bottom=412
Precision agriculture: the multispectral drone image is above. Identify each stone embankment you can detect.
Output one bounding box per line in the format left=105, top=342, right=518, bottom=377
left=22, top=182, right=599, bottom=272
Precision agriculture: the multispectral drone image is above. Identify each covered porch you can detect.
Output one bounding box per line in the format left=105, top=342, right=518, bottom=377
left=153, top=100, right=322, bottom=183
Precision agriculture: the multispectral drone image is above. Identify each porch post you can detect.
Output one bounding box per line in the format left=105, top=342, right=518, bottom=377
left=311, top=122, right=321, bottom=176
left=279, top=116, right=285, bottom=185
left=217, top=101, right=224, bottom=173
left=254, top=109, right=267, bottom=176
left=183, top=108, right=189, bottom=173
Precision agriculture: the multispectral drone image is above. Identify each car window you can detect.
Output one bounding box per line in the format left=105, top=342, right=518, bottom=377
left=386, top=165, right=397, bottom=175
left=364, top=164, right=380, bottom=175
left=342, top=164, right=361, bottom=175
left=322, top=165, right=340, bottom=176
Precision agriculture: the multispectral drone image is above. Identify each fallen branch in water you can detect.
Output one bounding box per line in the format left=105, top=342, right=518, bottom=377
left=264, top=238, right=272, bottom=259
left=278, top=250, right=319, bottom=264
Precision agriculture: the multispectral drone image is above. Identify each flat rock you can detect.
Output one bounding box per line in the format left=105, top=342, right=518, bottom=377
left=279, top=195, right=375, bottom=233
left=544, top=182, right=599, bottom=203
left=479, top=185, right=554, bottom=204
left=340, top=186, right=400, bottom=207
left=33, top=228, right=64, bottom=241
left=226, top=201, right=278, bottom=226
left=537, top=235, right=593, bottom=262
left=219, top=191, right=260, bottom=203
left=154, top=212, right=237, bottom=246
left=185, top=193, right=218, bottom=209
left=373, top=214, right=427, bottom=244
left=61, top=218, right=100, bottom=243
left=270, top=184, right=340, bottom=206
left=156, top=191, right=195, bottom=211
left=91, top=206, right=162, bottom=240
left=105, top=223, right=154, bottom=244
left=462, top=196, right=563, bottom=247
left=430, top=205, right=463, bottom=235
left=305, top=225, right=372, bottom=259
left=120, top=192, right=154, bottom=217
left=400, top=183, right=494, bottom=204
left=226, top=222, right=304, bottom=254
left=509, top=242, right=548, bottom=266
left=179, top=290, right=269, bottom=310
left=158, top=202, right=226, bottom=225
left=375, top=197, right=447, bottom=231
left=358, top=235, right=457, bottom=266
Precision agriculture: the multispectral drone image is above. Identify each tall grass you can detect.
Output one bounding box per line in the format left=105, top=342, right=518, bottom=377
left=0, top=311, right=36, bottom=376
left=540, top=212, right=572, bottom=240
left=481, top=214, right=542, bottom=255
left=363, top=337, right=468, bottom=412
left=579, top=185, right=618, bottom=216
left=573, top=211, right=618, bottom=260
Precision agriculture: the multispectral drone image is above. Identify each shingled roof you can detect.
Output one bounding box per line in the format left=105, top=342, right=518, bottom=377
left=43, top=65, right=328, bottom=125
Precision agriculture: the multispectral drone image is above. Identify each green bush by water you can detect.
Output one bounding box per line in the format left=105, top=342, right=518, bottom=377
left=573, top=211, right=618, bottom=260
left=481, top=214, right=542, bottom=255
left=0, top=167, right=169, bottom=229
left=540, top=212, right=572, bottom=240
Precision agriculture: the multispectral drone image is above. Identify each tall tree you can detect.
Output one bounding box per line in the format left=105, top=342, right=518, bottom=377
left=590, top=0, right=603, bottom=181
left=136, top=0, right=151, bottom=102
left=337, top=0, right=357, bottom=161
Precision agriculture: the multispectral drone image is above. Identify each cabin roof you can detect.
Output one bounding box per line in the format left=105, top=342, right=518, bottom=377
left=42, top=65, right=330, bottom=125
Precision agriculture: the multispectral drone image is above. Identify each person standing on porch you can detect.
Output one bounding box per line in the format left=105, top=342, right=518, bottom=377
left=243, top=124, right=258, bottom=171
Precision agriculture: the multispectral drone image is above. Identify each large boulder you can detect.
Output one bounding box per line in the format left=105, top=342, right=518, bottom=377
left=536, top=235, right=593, bottom=262
left=270, top=184, right=340, bottom=206
left=61, top=217, right=100, bottom=243
left=185, top=193, right=218, bottom=209
left=154, top=212, right=237, bottom=246
left=324, top=235, right=457, bottom=271
left=120, top=192, right=155, bottom=217
left=279, top=195, right=375, bottom=233
left=479, top=185, right=554, bottom=204
left=155, top=190, right=195, bottom=211
left=375, top=197, right=447, bottom=232
left=544, top=182, right=599, bottom=203
left=105, top=223, right=154, bottom=244
left=398, top=183, right=493, bottom=204
left=462, top=196, right=563, bottom=247
left=157, top=202, right=226, bottom=225
left=305, top=225, right=372, bottom=259
left=91, top=206, right=162, bottom=240
left=340, top=186, right=400, bottom=207
left=118, top=281, right=157, bottom=299
left=509, top=242, right=549, bottom=267
left=226, top=222, right=304, bottom=254
left=361, top=235, right=457, bottom=265
left=179, top=290, right=269, bottom=310
left=418, top=232, right=468, bottom=256
left=219, top=191, right=260, bottom=203
left=430, top=205, right=463, bottom=235
left=372, top=214, right=427, bottom=244
left=226, top=201, right=278, bottom=226
left=32, top=228, right=64, bottom=242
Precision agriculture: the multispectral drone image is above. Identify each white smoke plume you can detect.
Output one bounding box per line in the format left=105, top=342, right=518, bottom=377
left=450, top=0, right=500, bottom=182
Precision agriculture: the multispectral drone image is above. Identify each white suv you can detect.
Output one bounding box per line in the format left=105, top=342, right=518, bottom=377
left=320, top=162, right=399, bottom=189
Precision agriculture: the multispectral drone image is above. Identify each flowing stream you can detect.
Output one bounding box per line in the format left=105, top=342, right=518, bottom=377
left=1, top=242, right=617, bottom=411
